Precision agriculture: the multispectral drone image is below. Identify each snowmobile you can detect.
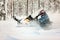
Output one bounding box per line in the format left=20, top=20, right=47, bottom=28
left=13, top=15, right=33, bottom=24
left=13, top=10, right=50, bottom=27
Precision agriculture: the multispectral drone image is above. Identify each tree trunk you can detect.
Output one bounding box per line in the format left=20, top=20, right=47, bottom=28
left=26, top=0, right=28, bottom=16
left=38, top=0, right=40, bottom=9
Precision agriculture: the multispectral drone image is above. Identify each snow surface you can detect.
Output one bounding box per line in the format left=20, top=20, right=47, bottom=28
left=0, top=11, right=60, bottom=40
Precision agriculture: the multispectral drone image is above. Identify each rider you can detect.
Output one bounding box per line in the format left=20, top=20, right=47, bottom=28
left=35, top=10, right=49, bottom=24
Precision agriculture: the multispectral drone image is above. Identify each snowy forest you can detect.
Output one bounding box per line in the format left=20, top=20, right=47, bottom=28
left=0, top=0, right=60, bottom=20
left=0, top=0, right=60, bottom=40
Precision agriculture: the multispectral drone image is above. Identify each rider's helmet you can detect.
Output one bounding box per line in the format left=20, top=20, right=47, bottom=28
left=40, top=10, right=46, bottom=15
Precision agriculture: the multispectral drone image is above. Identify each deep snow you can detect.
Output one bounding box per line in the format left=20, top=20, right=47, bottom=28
left=0, top=11, right=60, bottom=40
